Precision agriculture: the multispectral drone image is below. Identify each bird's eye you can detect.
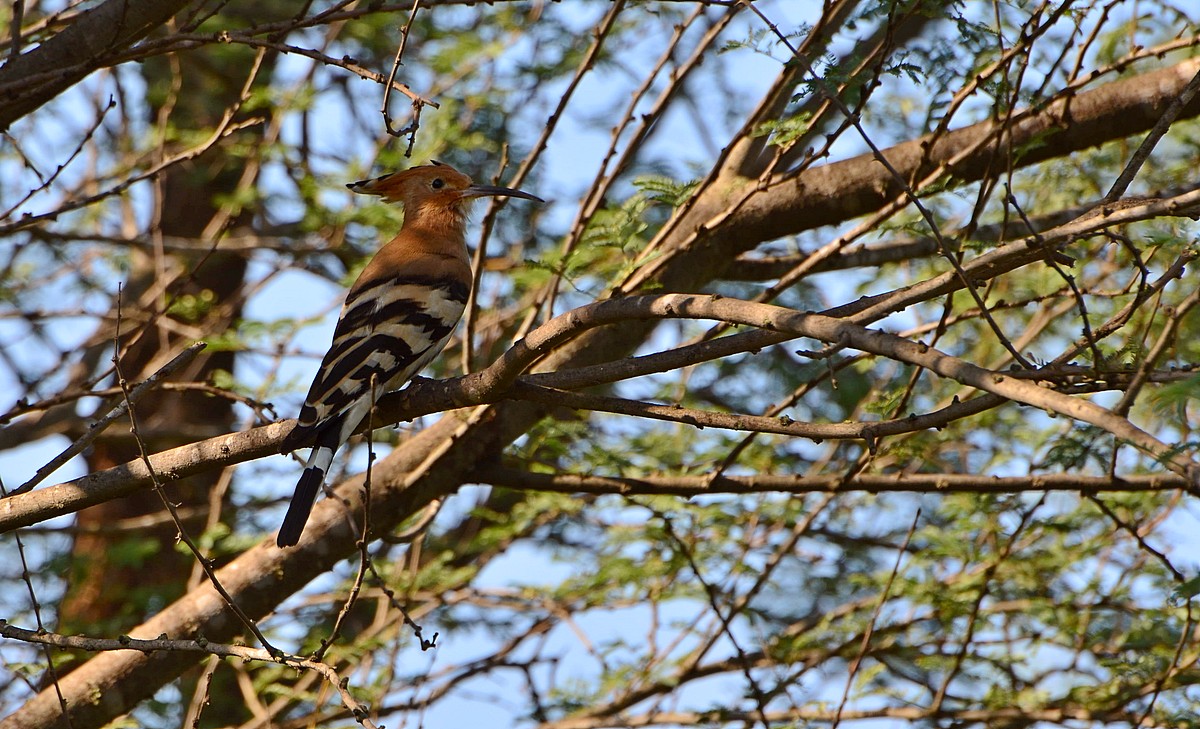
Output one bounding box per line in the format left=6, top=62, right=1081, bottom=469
left=431, top=178, right=445, bottom=190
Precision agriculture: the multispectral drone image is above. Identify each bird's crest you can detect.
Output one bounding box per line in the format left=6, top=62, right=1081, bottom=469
left=346, top=162, right=472, bottom=203
left=346, top=162, right=543, bottom=206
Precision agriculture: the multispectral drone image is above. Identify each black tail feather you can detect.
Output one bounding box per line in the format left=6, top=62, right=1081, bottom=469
left=277, top=416, right=344, bottom=547
left=277, top=466, right=323, bottom=547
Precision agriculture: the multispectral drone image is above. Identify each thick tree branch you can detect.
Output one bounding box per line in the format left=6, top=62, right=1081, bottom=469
left=472, top=466, right=1191, bottom=497
left=0, top=622, right=378, bottom=728
left=623, top=57, right=1200, bottom=295
left=7, top=273, right=1197, bottom=534
left=0, top=0, right=197, bottom=130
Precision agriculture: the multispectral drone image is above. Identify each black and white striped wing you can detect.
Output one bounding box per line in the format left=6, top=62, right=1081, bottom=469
left=276, top=271, right=468, bottom=547
left=286, top=272, right=469, bottom=445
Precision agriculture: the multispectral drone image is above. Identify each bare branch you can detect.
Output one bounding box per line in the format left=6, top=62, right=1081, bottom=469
left=472, top=465, right=1191, bottom=497
left=7, top=341, right=206, bottom=497
left=0, top=0, right=195, bottom=129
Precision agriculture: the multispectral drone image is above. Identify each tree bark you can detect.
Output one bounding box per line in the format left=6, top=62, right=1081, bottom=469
left=0, top=0, right=197, bottom=130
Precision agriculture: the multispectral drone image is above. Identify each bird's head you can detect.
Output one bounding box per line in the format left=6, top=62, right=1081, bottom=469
left=346, top=161, right=543, bottom=216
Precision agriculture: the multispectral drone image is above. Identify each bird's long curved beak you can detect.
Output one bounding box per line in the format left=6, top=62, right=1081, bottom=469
left=463, top=184, right=544, bottom=202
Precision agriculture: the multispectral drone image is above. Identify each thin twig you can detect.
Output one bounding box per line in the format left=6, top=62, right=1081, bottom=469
left=1086, top=494, right=1185, bottom=582
left=463, top=143, right=510, bottom=373
left=0, top=475, right=72, bottom=727
left=831, top=509, right=920, bottom=729
left=315, top=374, right=377, bottom=662
left=1103, top=65, right=1200, bottom=203
left=1007, top=186, right=1104, bottom=366
left=928, top=495, right=1047, bottom=713
left=7, top=0, right=23, bottom=60
left=381, top=0, right=426, bottom=151
left=0, top=117, right=264, bottom=237
left=110, top=286, right=278, bottom=656
left=364, top=556, right=439, bottom=651
left=0, top=95, right=116, bottom=222
left=650, top=507, right=773, bottom=729
left=1113, top=288, right=1200, bottom=417
left=182, top=655, right=220, bottom=729
left=6, top=341, right=207, bottom=497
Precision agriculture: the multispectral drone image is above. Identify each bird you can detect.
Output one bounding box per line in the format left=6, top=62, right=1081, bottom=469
left=277, top=161, right=542, bottom=547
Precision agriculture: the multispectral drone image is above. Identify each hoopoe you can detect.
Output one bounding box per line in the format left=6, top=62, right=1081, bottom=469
left=277, top=161, right=542, bottom=547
